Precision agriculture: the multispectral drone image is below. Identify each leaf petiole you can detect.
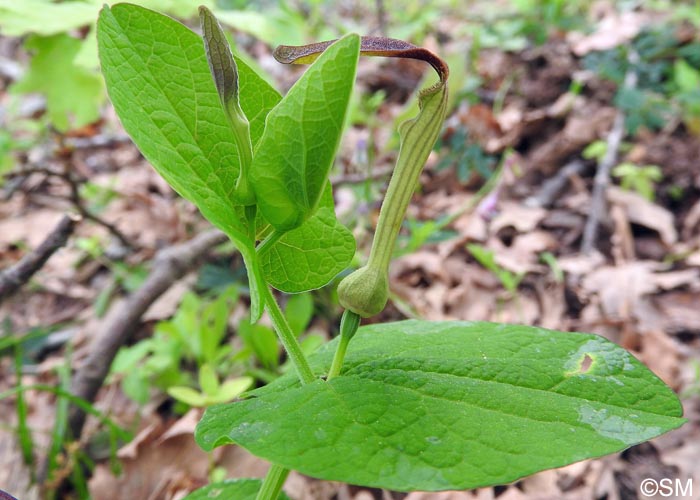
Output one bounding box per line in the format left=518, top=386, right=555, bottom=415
left=260, top=285, right=315, bottom=385
left=245, top=204, right=257, bottom=241
left=255, top=464, right=289, bottom=500
left=256, top=229, right=284, bottom=258
left=327, top=310, right=361, bottom=380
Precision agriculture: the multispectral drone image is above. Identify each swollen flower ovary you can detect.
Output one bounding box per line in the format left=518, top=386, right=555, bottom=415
left=337, top=265, right=389, bottom=318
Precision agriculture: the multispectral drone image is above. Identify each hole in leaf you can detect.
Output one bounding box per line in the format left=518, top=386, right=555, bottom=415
left=579, top=354, right=593, bottom=374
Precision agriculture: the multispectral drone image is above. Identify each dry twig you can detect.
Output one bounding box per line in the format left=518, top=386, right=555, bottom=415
left=580, top=50, right=639, bottom=254
left=0, top=214, right=80, bottom=303
left=5, top=162, right=135, bottom=249
left=525, top=159, right=586, bottom=208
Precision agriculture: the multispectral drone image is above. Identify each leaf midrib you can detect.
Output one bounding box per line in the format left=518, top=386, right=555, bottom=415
left=337, top=362, right=676, bottom=418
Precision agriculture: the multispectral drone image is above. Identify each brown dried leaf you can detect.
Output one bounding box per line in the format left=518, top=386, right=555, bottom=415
left=528, top=106, right=616, bottom=172
left=488, top=231, right=557, bottom=275
left=557, top=252, right=606, bottom=277
left=568, top=10, right=648, bottom=56
left=638, top=327, right=682, bottom=389
left=89, top=416, right=210, bottom=500
left=490, top=202, right=547, bottom=234
left=651, top=291, right=700, bottom=335
left=608, top=187, right=678, bottom=246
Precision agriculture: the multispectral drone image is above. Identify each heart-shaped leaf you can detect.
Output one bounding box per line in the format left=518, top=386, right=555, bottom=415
left=260, top=207, right=355, bottom=293
left=196, top=320, right=684, bottom=492
left=257, top=181, right=354, bottom=293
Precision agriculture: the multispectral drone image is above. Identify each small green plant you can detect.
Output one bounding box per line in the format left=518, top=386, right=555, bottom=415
left=539, top=251, right=564, bottom=283
left=612, top=162, right=663, bottom=201
left=582, top=24, right=700, bottom=135
left=111, top=286, right=317, bottom=407
left=167, top=363, right=252, bottom=408
left=583, top=140, right=658, bottom=203
left=467, top=243, right=524, bottom=295
left=111, top=287, right=251, bottom=406
left=97, top=4, right=684, bottom=499
left=582, top=139, right=608, bottom=162
left=395, top=216, right=458, bottom=257
left=435, top=125, right=496, bottom=183
left=672, top=58, right=700, bottom=134
left=1, top=324, right=130, bottom=496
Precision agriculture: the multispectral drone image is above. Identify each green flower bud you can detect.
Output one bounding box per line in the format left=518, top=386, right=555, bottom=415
left=337, top=265, right=389, bottom=318
left=200, top=7, right=254, bottom=205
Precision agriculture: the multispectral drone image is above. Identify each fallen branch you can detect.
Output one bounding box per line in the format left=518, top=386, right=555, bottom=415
left=580, top=50, right=639, bottom=254
left=67, top=228, right=228, bottom=439
left=0, top=214, right=80, bottom=304
left=525, top=159, right=586, bottom=208
left=5, top=162, right=135, bottom=250
left=58, top=151, right=135, bottom=250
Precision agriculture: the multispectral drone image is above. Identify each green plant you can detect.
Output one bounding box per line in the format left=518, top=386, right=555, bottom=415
left=435, top=125, right=496, bottom=183
left=97, top=4, right=684, bottom=499
left=395, top=215, right=458, bottom=257
left=582, top=25, right=697, bottom=135
left=672, top=57, right=700, bottom=134
left=167, top=363, right=252, bottom=407
left=111, top=286, right=252, bottom=406
left=1, top=324, right=130, bottom=497
left=74, top=236, right=147, bottom=316
left=612, top=162, right=663, bottom=201
left=0, top=0, right=314, bottom=132
left=582, top=139, right=608, bottom=162
left=111, top=285, right=316, bottom=406
left=539, top=251, right=564, bottom=283
left=467, top=243, right=524, bottom=295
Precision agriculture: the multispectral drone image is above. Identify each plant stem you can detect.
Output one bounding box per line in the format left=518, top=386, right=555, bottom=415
left=256, top=229, right=283, bottom=257
left=327, top=310, right=361, bottom=380
left=255, top=464, right=290, bottom=500
left=261, top=285, right=316, bottom=385
left=245, top=204, right=257, bottom=242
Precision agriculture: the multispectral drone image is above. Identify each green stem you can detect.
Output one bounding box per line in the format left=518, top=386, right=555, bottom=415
left=261, top=285, right=316, bottom=385
left=256, top=229, right=284, bottom=257
left=255, top=464, right=289, bottom=500
left=232, top=117, right=255, bottom=205
left=327, top=310, right=361, bottom=380
left=245, top=204, right=257, bottom=242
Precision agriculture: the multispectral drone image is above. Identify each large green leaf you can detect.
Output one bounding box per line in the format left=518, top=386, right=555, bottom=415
left=259, top=182, right=354, bottom=293
left=12, top=34, right=103, bottom=131
left=261, top=207, right=355, bottom=293
left=196, top=320, right=685, bottom=492
left=250, top=34, right=360, bottom=232
left=97, top=3, right=279, bottom=320
left=0, top=1, right=217, bottom=37
left=182, top=478, right=289, bottom=500
left=98, top=4, right=277, bottom=234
